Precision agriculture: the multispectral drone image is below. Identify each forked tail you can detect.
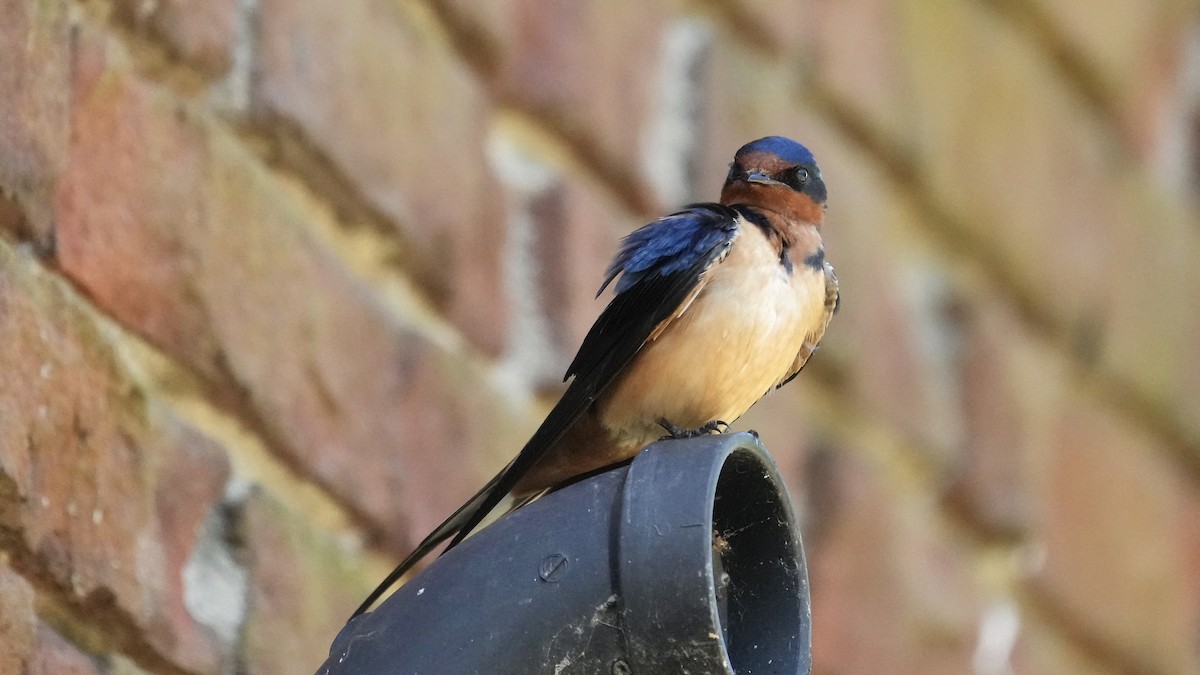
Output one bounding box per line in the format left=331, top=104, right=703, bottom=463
left=347, top=464, right=510, bottom=621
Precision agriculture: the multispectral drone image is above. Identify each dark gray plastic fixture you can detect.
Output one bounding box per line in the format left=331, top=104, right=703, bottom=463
left=317, top=432, right=812, bottom=674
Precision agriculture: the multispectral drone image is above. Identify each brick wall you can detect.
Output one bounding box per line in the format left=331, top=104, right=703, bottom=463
left=2, top=0, right=1199, bottom=672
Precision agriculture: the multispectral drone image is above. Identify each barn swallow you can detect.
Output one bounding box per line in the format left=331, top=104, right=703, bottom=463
left=351, top=136, right=839, bottom=620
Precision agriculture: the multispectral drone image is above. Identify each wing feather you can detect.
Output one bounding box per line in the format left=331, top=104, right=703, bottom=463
left=445, top=203, right=741, bottom=548
left=566, top=203, right=741, bottom=380
left=351, top=204, right=742, bottom=619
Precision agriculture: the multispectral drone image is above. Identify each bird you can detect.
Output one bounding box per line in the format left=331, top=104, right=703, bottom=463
left=350, top=135, right=839, bottom=620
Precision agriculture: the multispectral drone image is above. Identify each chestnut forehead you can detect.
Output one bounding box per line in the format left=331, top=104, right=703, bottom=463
left=734, top=150, right=801, bottom=171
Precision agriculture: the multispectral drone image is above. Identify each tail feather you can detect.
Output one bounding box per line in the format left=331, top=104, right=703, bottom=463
left=348, top=272, right=644, bottom=622
left=348, top=380, right=597, bottom=623
left=440, top=382, right=597, bottom=552
left=348, top=464, right=510, bottom=620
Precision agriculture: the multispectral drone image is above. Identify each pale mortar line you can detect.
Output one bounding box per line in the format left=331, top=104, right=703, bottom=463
left=0, top=238, right=397, bottom=581
left=64, top=0, right=509, bottom=364
left=700, top=0, right=1200, bottom=477
left=793, top=376, right=1119, bottom=674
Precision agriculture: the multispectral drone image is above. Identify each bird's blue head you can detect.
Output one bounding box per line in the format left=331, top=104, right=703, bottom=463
left=737, top=136, right=817, bottom=168
left=721, top=136, right=827, bottom=219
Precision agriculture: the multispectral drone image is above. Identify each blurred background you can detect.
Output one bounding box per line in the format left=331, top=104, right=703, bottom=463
left=2, top=0, right=1199, bottom=673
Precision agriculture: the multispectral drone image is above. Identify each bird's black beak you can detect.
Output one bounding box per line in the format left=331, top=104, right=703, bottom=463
left=744, top=170, right=779, bottom=186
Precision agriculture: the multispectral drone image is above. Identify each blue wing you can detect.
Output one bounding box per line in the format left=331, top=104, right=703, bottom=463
left=455, top=203, right=740, bottom=540
left=349, top=204, right=742, bottom=619
left=461, top=202, right=741, bottom=535
left=600, top=204, right=741, bottom=295
left=566, top=203, right=741, bottom=381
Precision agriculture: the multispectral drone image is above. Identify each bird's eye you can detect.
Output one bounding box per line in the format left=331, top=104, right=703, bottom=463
left=795, top=167, right=809, bottom=183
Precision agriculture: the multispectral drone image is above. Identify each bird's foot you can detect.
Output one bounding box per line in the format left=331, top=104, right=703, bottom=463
left=658, top=418, right=728, bottom=440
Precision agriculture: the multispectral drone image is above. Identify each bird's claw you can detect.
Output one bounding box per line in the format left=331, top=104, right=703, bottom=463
left=658, top=418, right=729, bottom=440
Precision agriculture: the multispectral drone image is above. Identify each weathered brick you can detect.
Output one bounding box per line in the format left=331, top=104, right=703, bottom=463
left=26, top=623, right=100, bottom=675
left=0, top=242, right=235, bottom=674
left=804, top=447, right=981, bottom=674
left=53, top=24, right=534, bottom=549
left=1026, top=398, right=1200, bottom=674
left=237, top=489, right=374, bottom=675
left=114, top=0, right=239, bottom=77
left=203, top=130, right=533, bottom=545
left=7, top=1, right=1200, bottom=672
left=0, top=563, right=120, bottom=674
left=486, top=132, right=641, bottom=390
left=0, top=563, right=37, bottom=674
left=0, top=0, right=71, bottom=244
left=807, top=0, right=910, bottom=135
left=938, top=287, right=1200, bottom=673
left=1111, top=10, right=1200, bottom=170
left=1008, top=613, right=1113, bottom=675
left=253, top=0, right=507, bottom=351
left=936, top=286, right=1200, bottom=670
left=1027, top=0, right=1198, bottom=131
left=889, top=0, right=1200, bottom=449
left=944, top=299, right=1034, bottom=537
left=434, top=0, right=670, bottom=212
left=717, top=0, right=819, bottom=57
left=55, top=24, right=221, bottom=379
left=896, top=0, right=1119, bottom=321
left=1098, top=194, right=1200, bottom=446
left=151, top=424, right=237, bottom=669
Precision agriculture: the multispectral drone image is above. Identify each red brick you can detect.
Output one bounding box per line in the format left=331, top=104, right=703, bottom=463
left=716, top=0, right=818, bottom=57
left=807, top=0, right=913, bottom=142
left=535, top=183, right=630, bottom=358
left=55, top=24, right=222, bottom=380
left=1008, top=613, right=1113, bottom=675
left=253, top=0, right=507, bottom=351
left=0, top=565, right=114, bottom=674
left=386, top=336, right=537, bottom=538
left=805, top=448, right=981, bottom=674
left=0, top=564, right=36, bottom=674
left=720, top=0, right=915, bottom=134
left=114, top=0, right=239, bottom=77
left=203, top=131, right=531, bottom=546
left=237, top=490, right=374, bottom=675
left=0, top=242, right=235, bottom=673
left=487, top=135, right=641, bottom=388
left=26, top=623, right=100, bottom=675
left=53, top=24, right=531, bottom=549
left=150, top=422, right=237, bottom=669
left=895, top=1, right=1120, bottom=322
left=1098, top=194, right=1200, bottom=446
left=0, top=0, right=71, bottom=244
left=1028, top=0, right=1198, bottom=135
left=434, top=0, right=670, bottom=212
left=945, top=299, right=1035, bottom=537
left=1115, top=13, right=1199, bottom=169
left=1027, top=400, right=1200, bottom=674
left=875, top=1, right=1200, bottom=446
left=840, top=249, right=967, bottom=459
